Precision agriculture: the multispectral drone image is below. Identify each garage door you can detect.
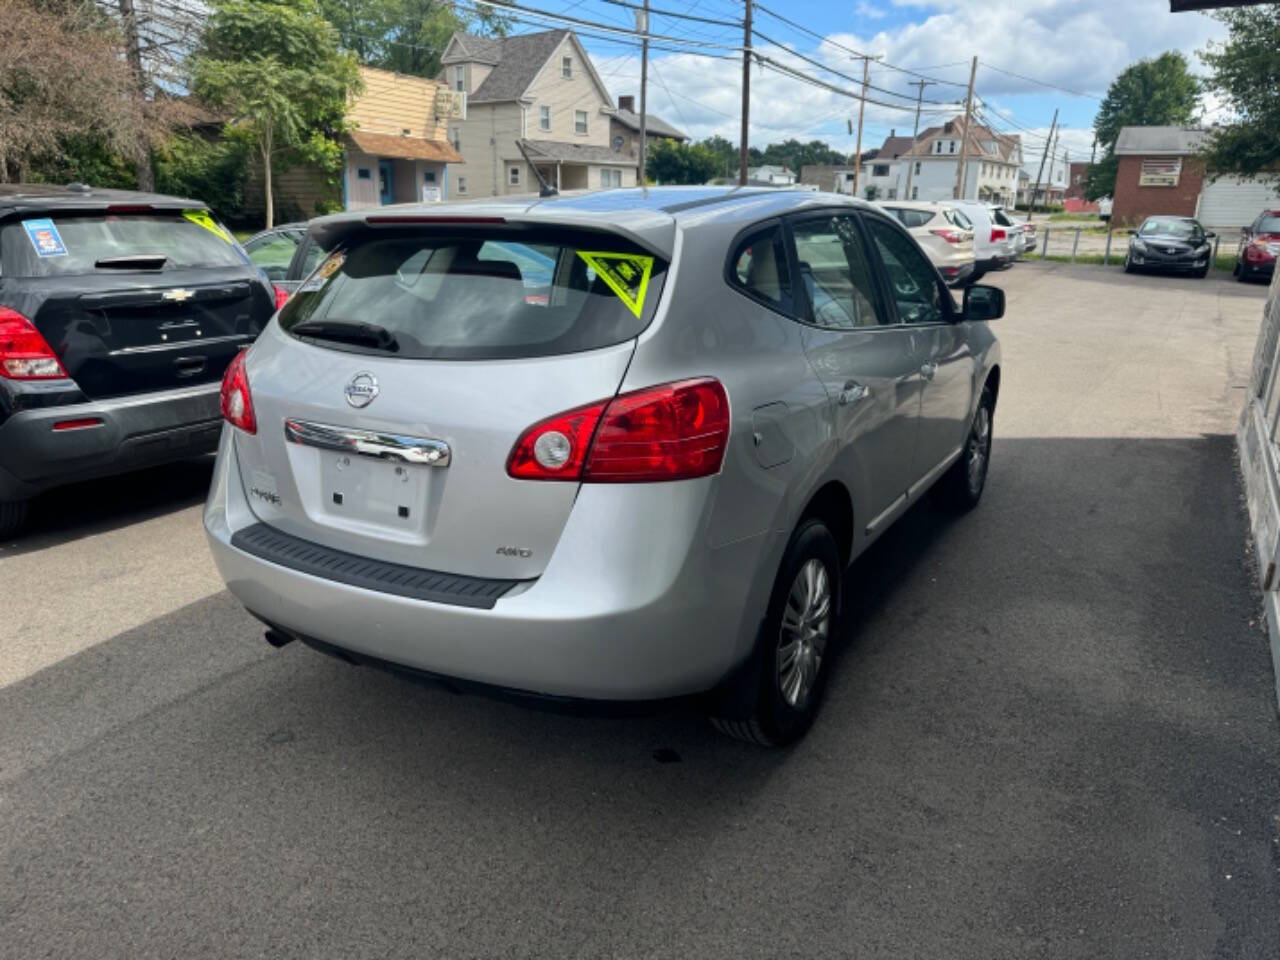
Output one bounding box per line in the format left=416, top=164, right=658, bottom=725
left=1197, top=176, right=1279, bottom=229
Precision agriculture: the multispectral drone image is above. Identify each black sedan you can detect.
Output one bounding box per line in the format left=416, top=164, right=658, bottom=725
left=1123, top=216, right=1216, bottom=278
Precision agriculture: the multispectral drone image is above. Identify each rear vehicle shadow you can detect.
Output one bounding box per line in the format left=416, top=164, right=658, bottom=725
left=5, top=434, right=1277, bottom=959
left=0, top=457, right=214, bottom=557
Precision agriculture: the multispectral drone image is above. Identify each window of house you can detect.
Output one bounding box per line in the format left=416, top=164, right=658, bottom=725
left=562, top=56, right=572, bottom=78
left=457, top=176, right=467, bottom=194
left=873, top=164, right=889, bottom=177
left=423, top=171, right=436, bottom=183
left=449, top=127, right=461, bottom=151
left=539, top=105, right=551, bottom=131
left=911, top=186, right=918, bottom=199
left=600, top=168, right=621, bottom=188
left=574, top=110, right=588, bottom=135
left=914, top=161, right=921, bottom=175
left=453, top=66, right=465, bottom=92
left=357, top=167, right=372, bottom=180
left=949, top=141, right=956, bottom=154
left=509, top=166, right=521, bottom=186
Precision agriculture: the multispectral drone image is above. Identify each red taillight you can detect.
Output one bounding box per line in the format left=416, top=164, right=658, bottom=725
left=990, top=228, right=1007, bottom=242
left=931, top=228, right=965, bottom=244
left=219, top=350, right=256, bottom=434
left=272, top=284, right=291, bottom=311
left=52, top=418, right=103, bottom=431
left=0, top=306, right=67, bottom=380
left=506, top=378, right=730, bottom=483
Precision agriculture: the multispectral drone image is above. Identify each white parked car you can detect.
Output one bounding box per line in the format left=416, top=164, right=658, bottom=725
left=954, top=201, right=1019, bottom=279
left=875, top=200, right=977, bottom=287
left=990, top=205, right=1033, bottom=256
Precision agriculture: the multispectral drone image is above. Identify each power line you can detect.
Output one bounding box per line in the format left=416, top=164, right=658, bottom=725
left=752, top=3, right=970, bottom=88
left=599, top=0, right=739, bottom=30
left=750, top=29, right=963, bottom=106
left=462, top=0, right=743, bottom=51
left=978, top=61, right=1101, bottom=101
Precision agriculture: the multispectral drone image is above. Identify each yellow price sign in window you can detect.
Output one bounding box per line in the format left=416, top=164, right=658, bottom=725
left=182, top=209, right=234, bottom=244
left=575, top=251, right=655, bottom=319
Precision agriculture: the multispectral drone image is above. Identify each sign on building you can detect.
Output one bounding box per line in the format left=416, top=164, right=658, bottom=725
left=434, top=90, right=467, bottom=121
left=1139, top=158, right=1182, bottom=187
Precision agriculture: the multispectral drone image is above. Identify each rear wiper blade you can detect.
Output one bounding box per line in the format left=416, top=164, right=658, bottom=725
left=95, top=254, right=168, bottom=269
left=291, top=320, right=399, bottom=351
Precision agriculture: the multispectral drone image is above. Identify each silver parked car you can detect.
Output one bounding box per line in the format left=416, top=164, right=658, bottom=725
left=204, top=187, right=1004, bottom=744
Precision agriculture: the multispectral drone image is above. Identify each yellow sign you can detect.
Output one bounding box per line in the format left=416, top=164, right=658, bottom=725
left=575, top=251, right=654, bottom=318
left=183, top=209, right=234, bottom=243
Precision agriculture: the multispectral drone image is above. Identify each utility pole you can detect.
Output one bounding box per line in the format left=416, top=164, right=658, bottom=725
left=952, top=55, right=977, bottom=200
left=739, top=0, right=752, bottom=185
left=902, top=79, right=934, bottom=200
left=118, top=0, right=155, bottom=191
left=638, top=0, right=649, bottom=184
left=850, top=56, right=880, bottom=197
left=1030, top=107, right=1057, bottom=213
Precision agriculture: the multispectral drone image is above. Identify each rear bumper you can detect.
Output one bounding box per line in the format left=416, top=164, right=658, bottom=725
left=941, top=261, right=976, bottom=287
left=0, top=381, right=222, bottom=500
left=204, top=430, right=775, bottom=701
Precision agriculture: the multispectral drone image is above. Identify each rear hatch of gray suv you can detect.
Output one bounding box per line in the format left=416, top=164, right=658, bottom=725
left=228, top=220, right=669, bottom=581
left=0, top=209, right=272, bottom=398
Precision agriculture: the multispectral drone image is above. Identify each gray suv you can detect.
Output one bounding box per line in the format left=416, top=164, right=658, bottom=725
left=204, top=187, right=1004, bottom=744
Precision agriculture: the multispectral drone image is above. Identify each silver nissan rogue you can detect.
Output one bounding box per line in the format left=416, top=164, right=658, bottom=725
left=204, top=187, right=1004, bottom=745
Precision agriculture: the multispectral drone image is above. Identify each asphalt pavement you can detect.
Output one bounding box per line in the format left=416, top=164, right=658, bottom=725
left=2, top=263, right=1277, bottom=959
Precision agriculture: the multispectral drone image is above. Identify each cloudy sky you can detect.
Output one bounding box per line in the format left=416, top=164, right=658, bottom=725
left=504, top=0, right=1230, bottom=177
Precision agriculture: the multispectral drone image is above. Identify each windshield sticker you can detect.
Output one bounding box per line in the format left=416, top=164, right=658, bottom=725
left=297, top=252, right=345, bottom=293
left=182, top=209, right=234, bottom=244
left=22, top=219, right=68, bottom=258
left=575, top=251, right=654, bottom=318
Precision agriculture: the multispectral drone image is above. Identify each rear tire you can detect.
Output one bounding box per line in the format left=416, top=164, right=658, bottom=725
left=710, top=519, right=841, bottom=747
left=1237, top=263, right=1250, bottom=283
left=937, top=386, right=994, bottom=511
left=0, top=499, right=30, bottom=539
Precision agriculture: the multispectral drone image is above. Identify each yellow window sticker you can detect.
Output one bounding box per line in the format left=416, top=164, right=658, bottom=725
left=575, top=251, right=654, bottom=319
left=182, top=209, right=234, bottom=244
left=298, top=252, right=345, bottom=293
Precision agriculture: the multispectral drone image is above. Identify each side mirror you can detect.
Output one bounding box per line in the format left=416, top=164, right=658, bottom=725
left=1204, top=231, right=1216, bottom=239
left=1127, top=229, right=1137, bottom=235
left=1242, top=227, right=1250, bottom=236
left=964, top=284, right=1004, bottom=322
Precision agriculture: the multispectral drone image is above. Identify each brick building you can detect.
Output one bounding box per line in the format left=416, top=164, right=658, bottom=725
left=1111, top=126, right=1207, bottom=227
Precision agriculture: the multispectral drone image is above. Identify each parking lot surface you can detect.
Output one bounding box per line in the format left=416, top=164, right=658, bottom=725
left=2, top=264, right=1277, bottom=959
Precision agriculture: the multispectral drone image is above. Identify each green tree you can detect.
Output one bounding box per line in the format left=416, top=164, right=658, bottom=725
left=192, top=0, right=361, bottom=228
left=648, top=138, right=718, bottom=185
left=697, top=135, right=738, bottom=180
left=1199, top=4, right=1280, bottom=185
left=318, top=0, right=509, bottom=77
left=1084, top=51, right=1199, bottom=200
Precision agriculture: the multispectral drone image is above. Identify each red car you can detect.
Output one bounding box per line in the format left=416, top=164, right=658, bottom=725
left=1235, top=209, right=1280, bottom=283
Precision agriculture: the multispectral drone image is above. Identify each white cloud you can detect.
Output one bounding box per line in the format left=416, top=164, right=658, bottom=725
left=595, top=0, right=1226, bottom=149
left=855, top=2, right=887, bottom=19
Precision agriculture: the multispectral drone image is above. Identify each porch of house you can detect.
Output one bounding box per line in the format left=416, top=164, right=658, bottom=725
left=343, top=131, right=462, bottom=209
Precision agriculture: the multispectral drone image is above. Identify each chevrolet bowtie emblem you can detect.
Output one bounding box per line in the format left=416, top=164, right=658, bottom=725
left=162, top=288, right=195, bottom=302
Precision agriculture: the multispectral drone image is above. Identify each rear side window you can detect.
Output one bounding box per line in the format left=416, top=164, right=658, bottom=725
left=947, top=209, right=973, bottom=230
left=0, top=213, right=245, bottom=277
left=728, top=223, right=792, bottom=312
left=1256, top=216, right=1280, bottom=233
left=278, top=229, right=667, bottom=361
left=897, top=209, right=935, bottom=229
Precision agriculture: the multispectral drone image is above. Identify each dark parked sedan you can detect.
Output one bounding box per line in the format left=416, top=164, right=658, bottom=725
left=1123, top=216, right=1215, bottom=278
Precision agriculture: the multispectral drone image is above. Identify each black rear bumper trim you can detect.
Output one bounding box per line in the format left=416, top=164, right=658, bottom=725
left=230, top=521, right=523, bottom=609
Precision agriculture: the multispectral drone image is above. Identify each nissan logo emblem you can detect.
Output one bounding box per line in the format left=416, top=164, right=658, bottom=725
left=345, top=372, right=379, bottom=408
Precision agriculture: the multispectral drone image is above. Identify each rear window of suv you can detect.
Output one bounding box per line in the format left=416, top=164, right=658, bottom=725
left=277, top=228, right=668, bottom=361
left=1, top=212, right=245, bottom=277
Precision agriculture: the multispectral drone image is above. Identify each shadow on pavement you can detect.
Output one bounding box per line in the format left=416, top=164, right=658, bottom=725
left=2, top=434, right=1277, bottom=959
left=0, top=456, right=214, bottom=557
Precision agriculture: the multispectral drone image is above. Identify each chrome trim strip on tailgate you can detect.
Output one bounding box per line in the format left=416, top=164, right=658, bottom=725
left=230, top=522, right=521, bottom=609
left=283, top=418, right=451, bottom=466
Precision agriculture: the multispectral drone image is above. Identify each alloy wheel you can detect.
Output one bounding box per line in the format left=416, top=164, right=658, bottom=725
left=967, top=404, right=992, bottom=495
left=777, top=559, right=832, bottom=708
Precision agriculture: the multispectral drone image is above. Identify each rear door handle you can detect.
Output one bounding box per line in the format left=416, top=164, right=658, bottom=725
left=920, top=362, right=937, bottom=381
left=838, top=380, right=869, bottom=405
left=174, top=356, right=207, bottom=377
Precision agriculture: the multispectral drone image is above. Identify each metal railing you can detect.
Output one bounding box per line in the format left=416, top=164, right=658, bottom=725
left=1036, top=224, right=1223, bottom=265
